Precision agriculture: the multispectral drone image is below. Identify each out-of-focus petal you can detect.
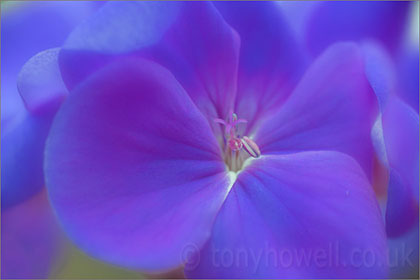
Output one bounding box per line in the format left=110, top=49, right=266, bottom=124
left=361, top=42, right=397, bottom=111
left=276, top=1, right=319, bottom=46
left=363, top=41, right=419, bottom=237
left=386, top=171, right=419, bottom=238
left=1, top=189, right=63, bottom=278
left=45, top=58, right=232, bottom=272
left=1, top=1, right=101, bottom=208
left=398, top=47, right=419, bottom=112
left=1, top=110, right=55, bottom=209
left=255, top=43, right=377, bottom=177
left=59, top=1, right=239, bottom=121
left=1, top=1, right=101, bottom=121
left=2, top=47, right=68, bottom=209
left=305, top=1, right=411, bottom=57
left=186, top=151, right=388, bottom=278
left=17, top=48, right=68, bottom=114
left=214, top=2, right=305, bottom=129
left=382, top=98, right=419, bottom=237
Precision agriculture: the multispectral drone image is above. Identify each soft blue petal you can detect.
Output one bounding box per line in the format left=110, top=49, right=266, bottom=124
left=1, top=1, right=100, bottom=121
left=255, top=43, right=377, bottom=177
left=398, top=46, right=419, bottom=112
left=1, top=111, right=54, bottom=209
left=361, top=42, right=397, bottom=111
left=214, top=1, right=306, bottom=129
left=1, top=1, right=101, bottom=208
left=17, top=48, right=68, bottom=114
left=382, top=98, right=419, bottom=237
left=305, top=1, right=411, bottom=57
left=45, top=57, right=231, bottom=272
left=186, top=152, right=388, bottom=278
left=60, top=2, right=239, bottom=121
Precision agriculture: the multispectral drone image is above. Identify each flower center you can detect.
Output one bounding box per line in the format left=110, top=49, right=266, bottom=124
left=214, top=111, right=261, bottom=172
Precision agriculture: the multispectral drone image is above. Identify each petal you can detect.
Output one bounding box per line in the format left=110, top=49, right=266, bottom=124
left=277, top=1, right=319, bottom=45
left=1, top=1, right=101, bottom=207
left=255, top=43, right=377, bottom=177
left=382, top=98, right=419, bottom=237
left=305, top=1, right=411, bottom=57
left=17, top=48, right=68, bottom=114
left=45, top=58, right=232, bottom=272
left=361, top=42, right=397, bottom=111
left=1, top=190, right=63, bottom=278
left=398, top=46, right=419, bottom=112
left=1, top=110, right=54, bottom=209
left=1, top=1, right=100, bottom=121
left=385, top=170, right=419, bottom=238
left=214, top=2, right=306, bottom=127
left=362, top=42, right=419, bottom=236
left=59, top=1, right=239, bottom=120
left=186, top=151, right=388, bottom=278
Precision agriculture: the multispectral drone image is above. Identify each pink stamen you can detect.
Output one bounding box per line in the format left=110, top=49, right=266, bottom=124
left=214, top=112, right=261, bottom=159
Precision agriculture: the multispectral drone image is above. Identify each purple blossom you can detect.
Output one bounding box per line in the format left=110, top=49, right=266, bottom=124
left=2, top=1, right=418, bottom=278
left=40, top=2, right=389, bottom=278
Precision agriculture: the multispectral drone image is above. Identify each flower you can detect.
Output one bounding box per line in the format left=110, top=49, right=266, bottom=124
left=39, top=2, right=391, bottom=278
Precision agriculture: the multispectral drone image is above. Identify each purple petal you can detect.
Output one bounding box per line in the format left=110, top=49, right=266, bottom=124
left=186, top=151, right=388, bottom=278
left=17, top=48, right=68, bottom=114
left=361, top=42, right=397, bottom=111
left=277, top=1, right=319, bottom=45
left=59, top=2, right=239, bottom=120
left=1, top=1, right=101, bottom=208
left=214, top=2, right=306, bottom=128
left=382, top=98, right=419, bottom=237
left=1, top=1, right=101, bottom=121
left=1, top=110, right=55, bottom=209
left=398, top=46, right=419, bottom=112
left=305, top=1, right=411, bottom=57
left=1, top=190, right=63, bottom=278
left=363, top=41, right=419, bottom=237
left=45, top=58, right=232, bottom=272
left=255, top=43, right=377, bottom=177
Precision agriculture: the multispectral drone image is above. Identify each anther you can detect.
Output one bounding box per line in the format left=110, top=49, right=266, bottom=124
left=241, top=136, right=261, bottom=158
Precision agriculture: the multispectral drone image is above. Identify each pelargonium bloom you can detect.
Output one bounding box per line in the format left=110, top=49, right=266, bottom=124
left=36, top=2, right=391, bottom=278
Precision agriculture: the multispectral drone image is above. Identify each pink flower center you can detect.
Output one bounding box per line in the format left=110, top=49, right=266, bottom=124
left=214, top=111, right=260, bottom=172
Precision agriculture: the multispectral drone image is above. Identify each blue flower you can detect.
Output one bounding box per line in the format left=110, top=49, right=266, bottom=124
left=3, top=1, right=417, bottom=279
left=42, top=2, right=389, bottom=278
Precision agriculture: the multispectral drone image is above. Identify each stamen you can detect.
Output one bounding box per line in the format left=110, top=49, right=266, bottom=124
left=241, top=136, right=261, bottom=158
left=214, top=112, right=261, bottom=171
